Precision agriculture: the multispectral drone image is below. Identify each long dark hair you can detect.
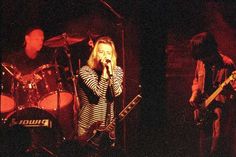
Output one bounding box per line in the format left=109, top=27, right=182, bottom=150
left=189, top=32, right=218, bottom=60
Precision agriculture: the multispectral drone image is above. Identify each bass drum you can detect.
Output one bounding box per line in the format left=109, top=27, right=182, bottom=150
left=5, top=107, right=64, bottom=154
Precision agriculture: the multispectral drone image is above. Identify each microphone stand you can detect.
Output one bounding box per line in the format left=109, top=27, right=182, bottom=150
left=62, top=33, right=80, bottom=139
left=105, top=73, right=114, bottom=128
left=99, top=0, right=127, bottom=150
left=99, top=0, right=124, bottom=19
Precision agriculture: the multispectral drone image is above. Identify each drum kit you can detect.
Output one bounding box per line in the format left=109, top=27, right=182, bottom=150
left=0, top=32, right=87, bottom=155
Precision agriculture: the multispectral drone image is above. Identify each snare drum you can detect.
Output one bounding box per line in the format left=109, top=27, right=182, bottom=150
left=33, top=64, right=73, bottom=111
left=0, top=63, right=18, bottom=113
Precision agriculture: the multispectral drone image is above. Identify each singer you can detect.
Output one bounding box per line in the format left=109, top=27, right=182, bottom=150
left=77, top=36, right=123, bottom=153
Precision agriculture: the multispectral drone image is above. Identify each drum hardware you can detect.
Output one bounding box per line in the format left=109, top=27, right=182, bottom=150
left=54, top=48, right=62, bottom=120
left=41, top=70, right=49, bottom=90
left=26, top=144, right=57, bottom=157
left=1, top=62, right=22, bottom=82
left=43, top=32, right=82, bottom=139
left=45, top=33, right=81, bottom=138
left=18, top=79, right=40, bottom=108
left=49, top=33, right=80, bottom=140
left=60, top=32, right=81, bottom=139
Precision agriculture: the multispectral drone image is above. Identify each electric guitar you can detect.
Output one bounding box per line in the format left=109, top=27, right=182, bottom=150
left=78, top=94, right=142, bottom=151
left=194, top=71, right=236, bottom=127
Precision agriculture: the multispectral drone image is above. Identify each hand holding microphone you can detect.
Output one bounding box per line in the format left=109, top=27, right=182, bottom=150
left=101, top=58, right=113, bottom=77
left=105, top=59, right=113, bottom=77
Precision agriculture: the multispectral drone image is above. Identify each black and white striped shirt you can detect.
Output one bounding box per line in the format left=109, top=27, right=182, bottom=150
left=78, top=65, right=123, bottom=132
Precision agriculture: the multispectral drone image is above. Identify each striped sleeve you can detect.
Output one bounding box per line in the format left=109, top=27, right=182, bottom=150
left=79, top=65, right=109, bottom=97
left=111, top=66, right=123, bottom=97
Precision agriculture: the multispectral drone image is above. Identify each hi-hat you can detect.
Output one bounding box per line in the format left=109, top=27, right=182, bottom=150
left=44, top=33, right=86, bottom=48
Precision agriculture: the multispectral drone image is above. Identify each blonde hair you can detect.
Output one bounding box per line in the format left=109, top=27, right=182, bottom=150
left=87, top=36, right=117, bottom=69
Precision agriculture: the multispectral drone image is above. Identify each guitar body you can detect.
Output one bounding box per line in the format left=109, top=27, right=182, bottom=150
left=194, top=97, right=223, bottom=128
left=78, top=94, right=142, bottom=151
left=78, top=121, right=103, bottom=142
left=194, top=107, right=215, bottom=128
left=88, top=129, right=115, bottom=151
left=78, top=121, right=115, bottom=151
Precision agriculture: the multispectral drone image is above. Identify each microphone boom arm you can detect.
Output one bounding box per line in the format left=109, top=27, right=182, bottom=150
left=99, top=0, right=124, bottom=20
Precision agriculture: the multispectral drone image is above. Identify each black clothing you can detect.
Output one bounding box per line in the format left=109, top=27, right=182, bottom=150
left=6, top=48, right=53, bottom=75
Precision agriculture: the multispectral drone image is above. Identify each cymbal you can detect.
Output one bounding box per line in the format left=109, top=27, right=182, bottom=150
left=44, top=33, right=86, bottom=48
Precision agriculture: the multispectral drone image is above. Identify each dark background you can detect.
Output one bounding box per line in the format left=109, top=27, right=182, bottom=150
left=1, top=1, right=236, bottom=157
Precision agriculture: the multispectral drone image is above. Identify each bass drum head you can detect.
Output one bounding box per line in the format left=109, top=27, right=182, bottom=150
left=4, top=107, right=64, bottom=154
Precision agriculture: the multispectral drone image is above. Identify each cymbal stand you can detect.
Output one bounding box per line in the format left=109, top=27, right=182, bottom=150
left=54, top=48, right=61, bottom=120
left=62, top=33, right=80, bottom=139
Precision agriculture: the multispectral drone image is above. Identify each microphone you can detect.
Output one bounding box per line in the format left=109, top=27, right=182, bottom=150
left=105, top=59, right=113, bottom=77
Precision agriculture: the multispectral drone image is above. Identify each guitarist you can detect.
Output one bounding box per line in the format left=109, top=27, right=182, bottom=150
left=188, top=32, right=236, bottom=157
left=77, top=36, right=123, bottom=153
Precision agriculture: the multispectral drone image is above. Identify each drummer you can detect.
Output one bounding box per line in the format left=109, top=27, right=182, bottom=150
left=6, top=26, right=53, bottom=77
left=4, top=26, right=54, bottom=105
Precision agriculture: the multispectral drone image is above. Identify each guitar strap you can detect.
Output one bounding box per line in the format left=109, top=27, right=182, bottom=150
left=205, top=65, right=218, bottom=95
left=211, top=65, right=219, bottom=89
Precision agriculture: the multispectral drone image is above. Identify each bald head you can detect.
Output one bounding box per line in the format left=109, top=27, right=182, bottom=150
left=25, top=29, right=44, bottom=59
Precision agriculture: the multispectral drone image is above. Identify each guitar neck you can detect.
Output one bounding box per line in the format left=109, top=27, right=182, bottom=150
left=104, top=94, right=142, bottom=132
left=204, top=75, right=232, bottom=108
left=118, top=94, right=142, bottom=121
